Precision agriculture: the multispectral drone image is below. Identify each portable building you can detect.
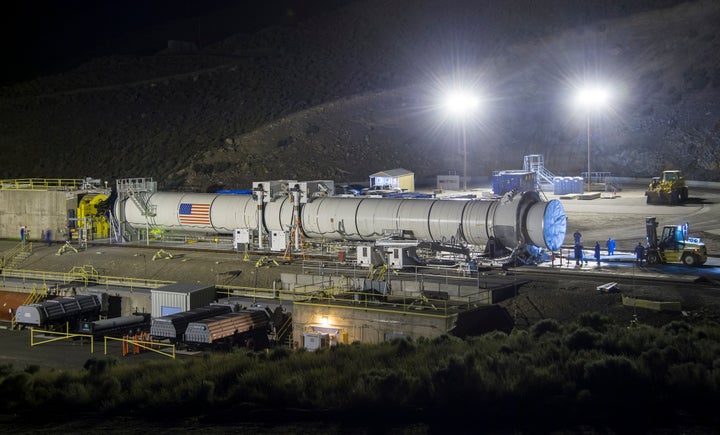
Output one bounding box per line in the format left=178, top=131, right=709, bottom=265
left=369, top=168, right=415, bottom=192
left=151, top=283, right=217, bottom=318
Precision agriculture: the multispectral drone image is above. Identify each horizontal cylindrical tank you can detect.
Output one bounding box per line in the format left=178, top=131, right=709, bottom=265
left=119, top=192, right=257, bottom=233
left=150, top=304, right=233, bottom=340
left=301, top=192, right=565, bottom=250
left=81, top=314, right=150, bottom=336
left=15, top=294, right=102, bottom=327
left=117, top=191, right=566, bottom=251
left=184, top=310, right=269, bottom=344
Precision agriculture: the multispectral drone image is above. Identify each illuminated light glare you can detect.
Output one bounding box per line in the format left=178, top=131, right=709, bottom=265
left=320, top=316, right=330, bottom=326
left=444, top=92, right=480, bottom=117
left=443, top=89, right=480, bottom=191
left=575, top=87, right=610, bottom=109
left=575, top=84, right=611, bottom=192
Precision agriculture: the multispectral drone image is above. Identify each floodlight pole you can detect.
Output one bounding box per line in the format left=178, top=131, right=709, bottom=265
left=586, top=113, right=591, bottom=192
left=463, top=122, right=468, bottom=191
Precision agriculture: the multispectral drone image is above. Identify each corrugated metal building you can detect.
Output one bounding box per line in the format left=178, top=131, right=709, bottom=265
left=492, top=170, right=536, bottom=196
left=151, top=283, right=216, bottom=317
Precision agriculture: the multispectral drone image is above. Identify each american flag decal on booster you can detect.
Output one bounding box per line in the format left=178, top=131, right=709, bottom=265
left=178, top=203, right=211, bottom=225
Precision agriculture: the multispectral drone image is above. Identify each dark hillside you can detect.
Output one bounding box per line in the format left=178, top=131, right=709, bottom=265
left=0, top=0, right=717, bottom=190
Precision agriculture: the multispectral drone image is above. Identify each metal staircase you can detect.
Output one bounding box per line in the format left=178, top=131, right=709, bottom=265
left=523, top=154, right=557, bottom=185
left=115, top=178, right=157, bottom=243
left=1, top=242, right=32, bottom=270
left=275, top=314, right=294, bottom=348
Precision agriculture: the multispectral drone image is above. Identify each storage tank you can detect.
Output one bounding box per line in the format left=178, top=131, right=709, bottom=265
left=119, top=192, right=257, bottom=233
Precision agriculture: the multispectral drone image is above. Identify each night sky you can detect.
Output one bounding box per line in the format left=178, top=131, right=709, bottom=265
left=1, top=0, right=340, bottom=85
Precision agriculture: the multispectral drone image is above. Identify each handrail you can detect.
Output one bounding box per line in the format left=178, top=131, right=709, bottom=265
left=293, top=290, right=456, bottom=318
left=1, top=268, right=175, bottom=289
left=1, top=242, right=32, bottom=268
left=218, top=281, right=458, bottom=318
left=0, top=178, right=84, bottom=191
left=104, top=335, right=175, bottom=359
left=276, top=315, right=293, bottom=347
left=31, top=328, right=95, bottom=353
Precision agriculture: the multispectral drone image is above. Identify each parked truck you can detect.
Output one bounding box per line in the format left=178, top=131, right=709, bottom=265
left=645, top=217, right=707, bottom=266
left=645, top=170, right=688, bottom=205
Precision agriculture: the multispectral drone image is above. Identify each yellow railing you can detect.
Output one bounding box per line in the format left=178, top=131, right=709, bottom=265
left=1, top=242, right=32, bottom=269
left=216, top=284, right=278, bottom=301
left=12, top=284, right=48, bottom=329
left=293, top=290, right=456, bottom=318
left=1, top=268, right=175, bottom=290
left=276, top=315, right=293, bottom=347
left=0, top=178, right=84, bottom=191
left=217, top=283, right=459, bottom=318
left=104, top=336, right=175, bottom=359
left=31, top=327, right=95, bottom=353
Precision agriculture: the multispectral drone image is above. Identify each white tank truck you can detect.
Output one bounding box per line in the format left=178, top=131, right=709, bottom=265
left=114, top=180, right=566, bottom=256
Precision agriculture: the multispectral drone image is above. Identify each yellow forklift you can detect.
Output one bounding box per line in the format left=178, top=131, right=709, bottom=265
left=645, top=217, right=707, bottom=266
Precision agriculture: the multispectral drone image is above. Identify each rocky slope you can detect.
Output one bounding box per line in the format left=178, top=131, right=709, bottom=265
left=0, top=0, right=718, bottom=191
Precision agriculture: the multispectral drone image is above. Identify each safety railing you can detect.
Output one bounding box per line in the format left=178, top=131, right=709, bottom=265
left=1, top=242, right=33, bottom=269
left=11, top=284, right=48, bottom=330
left=272, top=280, right=471, bottom=316
left=1, top=268, right=175, bottom=290
left=104, top=335, right=176, bottom=359
left=30, top=328, right=175, bottom=359
left=275, top=315, right=293, bottom=348
left=0, top=178, right=84, bottom=191
left=293, top=289, right=458, bottom=318
left=31, top=327, right=95, bottom=353
left=216, top=284, right=278, bottom=301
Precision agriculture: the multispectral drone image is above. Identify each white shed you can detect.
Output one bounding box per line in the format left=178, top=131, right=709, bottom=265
left=151, top=283, right=216, bottom=318
left=369, top=168, right=415, bottom=192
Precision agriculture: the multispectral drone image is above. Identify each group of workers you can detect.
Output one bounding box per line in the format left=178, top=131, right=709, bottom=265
left=572, top=230, right=644, bottom=266
left=19, top=225, right=53, bottom=247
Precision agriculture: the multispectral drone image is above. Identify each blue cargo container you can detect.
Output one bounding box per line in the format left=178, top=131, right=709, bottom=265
left=492, top=171, right=536, bottom=196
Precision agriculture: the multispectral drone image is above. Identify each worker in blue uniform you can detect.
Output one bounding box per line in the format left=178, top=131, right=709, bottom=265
left=606, top=237, right=615, bottom=255
left=634, top=242, right=645, bottom=265
left=574, top=244, right=584, bottom=266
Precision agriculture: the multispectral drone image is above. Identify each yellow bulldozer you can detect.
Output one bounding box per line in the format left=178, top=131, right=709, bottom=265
left=645, top=170, right=688, bottom=205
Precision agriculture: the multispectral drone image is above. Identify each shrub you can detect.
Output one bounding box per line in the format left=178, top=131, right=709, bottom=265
left=566, top=328, right=600, bottom=351
left=662, top=320, right=692, bottom=336
left=582, top=356, right=650, bottom=414
left=24, top=365, right=41, bottom=374
left=577, top=312, right=612, bottom=332
left=268, top=347, right=292, bottom=361
left=83, top=357, right=118, bottom=375
left=531, top=318, right=561, bottom=338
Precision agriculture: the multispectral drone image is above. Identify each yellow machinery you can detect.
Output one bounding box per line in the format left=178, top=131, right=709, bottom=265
left=645, top=217, right=707, bottom=266
left=77, top=193, right=110, bottom=239
left=645, top=170, right=688, bottom=205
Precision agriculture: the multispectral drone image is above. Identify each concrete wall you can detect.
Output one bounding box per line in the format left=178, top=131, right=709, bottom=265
left=0, top=190, right=75, bottom=241
left=292, top=303, right=456, bottom=347
left=281, top=272, right=490, bottom=304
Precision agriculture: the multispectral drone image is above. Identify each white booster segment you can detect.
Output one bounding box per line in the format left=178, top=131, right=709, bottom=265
left=116, top=191, right=566, bottom=251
